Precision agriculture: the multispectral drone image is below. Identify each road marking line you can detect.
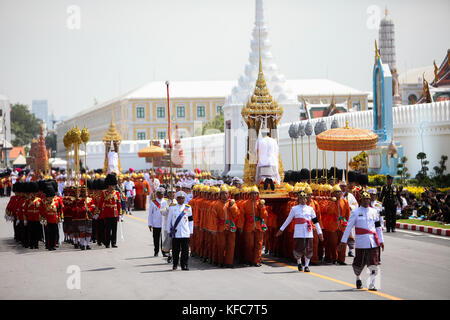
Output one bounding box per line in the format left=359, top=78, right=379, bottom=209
left=427, top=235, right=450, bottom=240
left=124, top=214, right=147, bottom=223
left=126, top=213, right=403, bottom=300
left=262, top=258, right=403, bottom=300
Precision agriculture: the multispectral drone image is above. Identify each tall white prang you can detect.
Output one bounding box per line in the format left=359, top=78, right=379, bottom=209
left=223, top=0, right=300, bottom=177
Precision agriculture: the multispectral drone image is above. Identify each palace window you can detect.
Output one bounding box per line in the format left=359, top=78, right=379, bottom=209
left=136, top=106, right=145, bottom=119
left=157, top=106, right=165, bottom=118
left=157, top=131, right=166, bottom=140
left=177, top=105, right=185, bottom=118
left=216, top=105, right=223, bottom=115
left=197, top=105, right=206, bottom=118
left=137, top=131, right=146, bottom=140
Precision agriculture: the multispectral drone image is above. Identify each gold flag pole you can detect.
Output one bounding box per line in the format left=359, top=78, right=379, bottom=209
left=295, top=138, right=299, bottom=171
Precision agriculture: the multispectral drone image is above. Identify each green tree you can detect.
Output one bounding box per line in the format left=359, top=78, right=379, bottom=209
left=201, top=114, right=224, bottom=135
left=45, top=131, right=57, bottom=157
left=10, top=103, right=42, bottom=146
left=397, top=156, right=410, bottom=184
left=433, top=155, right=448, bottom=178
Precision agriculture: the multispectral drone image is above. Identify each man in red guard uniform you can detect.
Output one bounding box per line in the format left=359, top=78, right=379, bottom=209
left=99, top=174, right=121, bottom=248
left=23, top=182, right=43, bottom=249
left=41, top=181, right=63, bottom=251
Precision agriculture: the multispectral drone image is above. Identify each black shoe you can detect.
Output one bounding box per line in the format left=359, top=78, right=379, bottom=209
left=338, top=261, right=347, bottom=265
left=97, top=242, right=102, bottom=246
left=80, top=246, right=85, bottom=250
left=154, top=252, right=158, bottom=257
left=219, top=264, right=224, bottom=268
left=167, top=256, right=173, bottom=263
left=269, top=179, right=275, bottom=191
left=356, top=280, right=362, bottom=289
left=105, top=245, right=110, bottom=248
left=264, top=179, right=269, bottom=190
left=254, top=263, right=262, bottom=267
left=162, top=253, right=168, bottom=257
left=112, top=244, right=118, bottom=248
left=86, top=246, right=91, bottom=250
left=172, top=265, right=178, bottom=270
left=304, top=266, right=310, bottom=272
left=74, top=244, right=79, bottom=249
left=50, top=247, right=56, bottom=251
left=181, top=266, right=189, bottom=271
left=348, top=252, right=354, bottom=257
left=297, top=264, right=303, bottom=272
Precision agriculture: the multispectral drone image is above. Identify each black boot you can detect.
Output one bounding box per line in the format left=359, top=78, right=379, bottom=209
left=269, top=179, right=275, bottom=191
left=297, top=264, right=303, bottom=272
left=264, top=179, right=269, bottom=190
left=356, top=279, right=362, bottom=289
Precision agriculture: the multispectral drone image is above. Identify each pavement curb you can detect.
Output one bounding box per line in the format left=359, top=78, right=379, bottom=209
left=396, top=222, right=450, bottom=236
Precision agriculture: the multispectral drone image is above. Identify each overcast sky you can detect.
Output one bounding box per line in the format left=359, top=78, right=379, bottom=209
left=1, top=0, right=449, bottom=119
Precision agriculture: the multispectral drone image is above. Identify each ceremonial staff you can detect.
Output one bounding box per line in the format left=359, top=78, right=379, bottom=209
left=166, top=81, right=173, bottom=192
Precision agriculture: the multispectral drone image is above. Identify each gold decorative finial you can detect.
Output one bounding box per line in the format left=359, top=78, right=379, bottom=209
left=385, top=6, right=388, bottom=17
left=375, top=40, right=381, bottom=63
left=433, top=60, right=439, bottom=83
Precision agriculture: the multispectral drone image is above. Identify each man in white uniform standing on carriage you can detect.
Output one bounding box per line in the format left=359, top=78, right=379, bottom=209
left=255, top=128, right=280, bottom=191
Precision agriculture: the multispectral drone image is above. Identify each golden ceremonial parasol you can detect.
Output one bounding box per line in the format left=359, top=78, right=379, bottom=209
left=316, top=121, right=378, bottom=181
left=137, top=144, right=167, bottom=158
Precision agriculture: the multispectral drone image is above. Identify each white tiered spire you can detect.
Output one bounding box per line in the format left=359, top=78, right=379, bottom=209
left=226, top=0, right=296, bottom=106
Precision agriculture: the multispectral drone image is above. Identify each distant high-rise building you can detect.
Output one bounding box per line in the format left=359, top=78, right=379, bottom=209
left=32, top=100, right=49, bottom=126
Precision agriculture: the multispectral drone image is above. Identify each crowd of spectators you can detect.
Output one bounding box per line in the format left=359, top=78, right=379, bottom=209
left=397, top=187, right=450, bottom=224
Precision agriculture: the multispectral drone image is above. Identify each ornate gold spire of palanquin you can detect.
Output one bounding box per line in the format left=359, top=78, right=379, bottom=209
left=102, top=111, right=122, bottom=174
left=102, top=111, right=122, bottom=143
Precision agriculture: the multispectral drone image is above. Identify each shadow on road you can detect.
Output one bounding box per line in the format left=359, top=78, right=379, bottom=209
left=84, top=267, right=116, bottom=272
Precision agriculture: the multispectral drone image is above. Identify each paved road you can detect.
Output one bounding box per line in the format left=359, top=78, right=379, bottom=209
left=0, top=197, right=449, bottom=300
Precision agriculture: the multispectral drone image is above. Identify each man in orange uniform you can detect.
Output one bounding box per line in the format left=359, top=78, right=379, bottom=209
left=134, top=174, right=150, bottom=210
left=306, top=185, right=323, bottom=265
left=234, top=187, right=246, bottom=264
left=214, top=185, right=239, bottom=268
left=189, top=185, right=200, bottom=256
left=99, top=174, right=121, bottom=248
left=280, top=185, right=297, bottom=260
left=324, top=184, right=350, bottom=265
left=207, top=187, right=220, bottom=265
left=241, top=186, right=268, bottom=267
left=198, top=185, right=209, bottom=262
